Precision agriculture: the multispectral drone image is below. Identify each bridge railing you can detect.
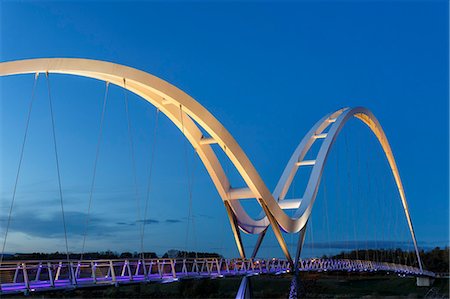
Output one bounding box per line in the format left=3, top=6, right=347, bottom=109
left=0, top=258, right=289, bottom=293
left=0, top=257, right=433, bottom=294
left=296, top=258, right=435, bottom=277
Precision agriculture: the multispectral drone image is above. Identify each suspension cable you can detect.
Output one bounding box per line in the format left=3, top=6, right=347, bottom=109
left=382, top=168, right=389, bottom=262
left=310, top=212, right=314, bottom=257
left=356, top=127, right=363, bottom=260
left=122, top=79, right=143, bottom=259
left=344, top=131, right=357, bottom=259
left=80, top=81, right=109, bottom=259
left=393, top=185, right=400, bottom=261
left=45, top=72, right=71, bottom=270
left=140, top=104, right=160, bottom=260
left=335, top=132, right=341, bottom=259
left=366, top=154, right=377, bottom=261
left=323, top=173, right=331, bottom=256
left=384, top=166, right=394, bottom=261
left=190, top=149, right=198, bottom=257
left=291, top=167, right=296, bottom=255
left=374, top=166, right=381, bottom=262
left=0, top=73, right=39, bottom=267
left=218, top=156, right=230, bottom=258
left=179, top=105, right=196, bottom=258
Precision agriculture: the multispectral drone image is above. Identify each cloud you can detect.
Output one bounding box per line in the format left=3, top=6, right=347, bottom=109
left=0, top=211, right=115, bottom=238
left=258, top=240, right=425, bottom=251
left=115, top=218, right=182, bottom=225
left=117, top=218, right=181, bottom=225
left=137, top=219, right=159, bottom=224
left=116, top=222, right=135, bottom=226
left=165, top=219, right=181, bottom=223
left=197, top=213, right=214, bottom=220
left=301, top=240, right=413, bottom=250
left=111, top=218, right=183, bottom=226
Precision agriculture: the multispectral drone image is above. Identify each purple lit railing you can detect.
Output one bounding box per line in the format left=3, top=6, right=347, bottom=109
left=0, top=258, right=433, bottom=295
left=297, top=258, right=434, bottom=277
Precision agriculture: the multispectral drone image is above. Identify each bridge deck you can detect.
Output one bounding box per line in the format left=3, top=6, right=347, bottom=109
left=0, top=258, right=434, bottom=295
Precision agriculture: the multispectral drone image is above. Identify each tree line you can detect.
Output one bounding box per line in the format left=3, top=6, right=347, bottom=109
left=324, top=246, right=449, bottom=273
left=2, top=249, right=221, bottom=261
left=3, top=247, right=447, bottom=273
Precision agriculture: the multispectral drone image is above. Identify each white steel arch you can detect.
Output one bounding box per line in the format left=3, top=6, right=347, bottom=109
left=0, top=58, right=423, bottom=272
left=273, top=107, right=423, bottom=272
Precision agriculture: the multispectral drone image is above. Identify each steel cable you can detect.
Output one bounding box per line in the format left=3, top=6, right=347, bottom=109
left=0, top=73, right=39, bottom=268
left=122, top=80, right=143, bottom=260
left=80, top=82, right=109, bottom=259
left=46, top=72, right=71, bottom=277
left=180, top=105, right=196, bottom=258
left=141, top=108, right=159, bottom=260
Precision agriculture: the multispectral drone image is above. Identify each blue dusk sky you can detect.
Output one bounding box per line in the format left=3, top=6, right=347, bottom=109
left=0, top=1, right=448, bottom=259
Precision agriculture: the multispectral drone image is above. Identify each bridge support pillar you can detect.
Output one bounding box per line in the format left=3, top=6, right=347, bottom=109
left=288, top=274, right=305, bottom=299
left=236, top=276, right=252, bottom=299
left=258, top=199, right=293, bottom=266
left=251, top=228, right=267, bottom=259
left=224, top=201, right=246, bottom=259
left=294, top=222, right=308, bottom=273
left=416, top=276, right=434, bottom=287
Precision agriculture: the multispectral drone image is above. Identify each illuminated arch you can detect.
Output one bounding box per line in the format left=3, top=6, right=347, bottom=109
left=0, top=59, right=423, bottom=271
left=274, top=107, right=423, bottom=271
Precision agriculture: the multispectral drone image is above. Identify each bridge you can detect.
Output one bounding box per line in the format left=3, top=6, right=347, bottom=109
left=0, top=257, right=434, bottom=295
left=0, top=58, right=435, bottom=296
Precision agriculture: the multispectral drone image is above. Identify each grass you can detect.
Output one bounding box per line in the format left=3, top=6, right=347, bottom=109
left=5, top=273, right=449, bottom=298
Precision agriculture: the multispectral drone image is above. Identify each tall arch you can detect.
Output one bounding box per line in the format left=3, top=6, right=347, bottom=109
left=0, top=58, right=276, bottom=259
left=0, top=58, right=423, bottom=271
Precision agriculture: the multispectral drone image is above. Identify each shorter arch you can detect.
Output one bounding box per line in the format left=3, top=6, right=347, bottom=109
left=273, top=107, right=423, bottom=272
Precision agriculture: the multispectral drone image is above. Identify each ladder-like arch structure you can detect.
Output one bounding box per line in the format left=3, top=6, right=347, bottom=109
left=0, top=58, right=423, bottom=272
left=272, top=107, right=423, bottom=272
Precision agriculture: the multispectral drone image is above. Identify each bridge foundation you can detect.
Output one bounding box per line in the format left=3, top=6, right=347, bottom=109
left=235, top=276, right=252, bottom=299
left=416, top=276, right=434, bottom=287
